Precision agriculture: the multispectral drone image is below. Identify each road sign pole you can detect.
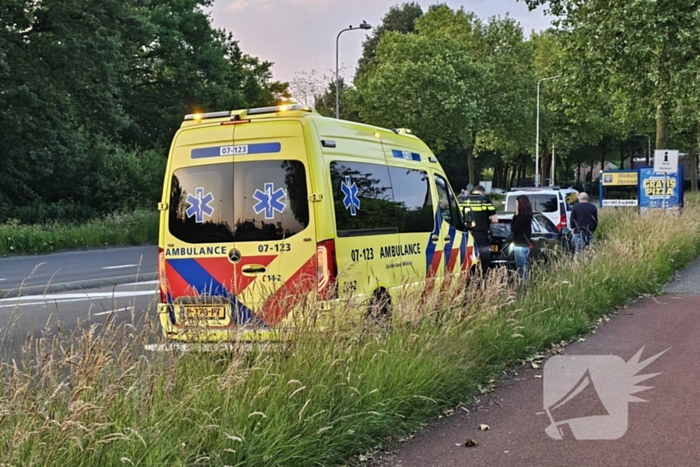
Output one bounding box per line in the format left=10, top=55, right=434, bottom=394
left=663, top=173, right=668, bottom=212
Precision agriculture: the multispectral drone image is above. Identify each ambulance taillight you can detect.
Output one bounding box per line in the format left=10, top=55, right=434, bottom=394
left=158, top=248, right=167, bottom=303
left=317, top=239, right=338, bottom=299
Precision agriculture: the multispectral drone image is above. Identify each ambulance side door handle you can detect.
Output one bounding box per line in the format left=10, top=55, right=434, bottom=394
left=444, top=236, right=451, bottom=241
left=431, top=234, right=439, bottom=242
left=242, top=265, right=266, bottom=275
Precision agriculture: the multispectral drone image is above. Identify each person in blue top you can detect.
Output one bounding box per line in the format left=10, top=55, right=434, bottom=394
left=570, top=192, right=598, bottom=253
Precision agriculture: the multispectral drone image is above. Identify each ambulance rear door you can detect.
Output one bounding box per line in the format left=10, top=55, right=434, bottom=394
left=230, top=119, right=317, bottom=328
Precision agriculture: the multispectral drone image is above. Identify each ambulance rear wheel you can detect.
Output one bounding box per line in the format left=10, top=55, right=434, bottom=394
left=465, top=265, right=480, bottom=289
left=367, top=288, right=392, bottom=322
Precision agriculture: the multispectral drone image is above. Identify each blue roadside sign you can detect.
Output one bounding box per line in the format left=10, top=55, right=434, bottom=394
left=637, top=165, right=684, bottom=212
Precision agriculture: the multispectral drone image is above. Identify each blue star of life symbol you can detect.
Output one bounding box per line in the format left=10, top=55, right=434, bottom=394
left=341, top=175, right=360, bottom=216
left=253, top=182, right=286, bottom=219
left=185, top=187, right=215, bottom=223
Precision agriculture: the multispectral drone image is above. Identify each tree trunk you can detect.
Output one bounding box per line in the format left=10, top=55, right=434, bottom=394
left=656, top=103, right=669, bottom=150
left=576, top=161, right=581, bottom=186
left=620, top=141, right=625, bottom=169
left=629, top=140, right=635, bottom=170
left=693, top=125, right=700, bottom=192
left=646, top=140, right=650, bottom=165
left=690, top=143, right=698, bottom=193
left=467, top=149, right=475, bottom=187
left=600, top=150, right=605, bottom=174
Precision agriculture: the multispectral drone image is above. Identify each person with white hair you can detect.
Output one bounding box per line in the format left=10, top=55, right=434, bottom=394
left=570, top=192, right=598, bottom=253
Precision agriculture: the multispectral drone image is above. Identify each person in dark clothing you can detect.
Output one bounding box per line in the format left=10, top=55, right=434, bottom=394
left=510, top=194, right=533, bottom=280
left=570, top=192, right=598, bottom=253
left=461, top=185, right=498, bottom=272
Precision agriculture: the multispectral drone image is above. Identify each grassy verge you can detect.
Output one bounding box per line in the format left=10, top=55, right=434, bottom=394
left=2, top=195, right=699, bottom=466
left=0, top=209, right=158, bottom=255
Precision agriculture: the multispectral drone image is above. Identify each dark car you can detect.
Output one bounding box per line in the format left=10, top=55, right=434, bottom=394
left=487, top=211, right=573, bottom=269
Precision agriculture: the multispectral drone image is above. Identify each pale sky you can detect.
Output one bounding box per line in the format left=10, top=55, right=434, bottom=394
left=208, top=1, right=553, bottom=86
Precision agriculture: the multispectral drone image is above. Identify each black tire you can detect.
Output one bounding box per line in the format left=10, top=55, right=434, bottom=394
left=367, top=288, right=392, bottom=322
left=465, top=264, right=481, bottom=288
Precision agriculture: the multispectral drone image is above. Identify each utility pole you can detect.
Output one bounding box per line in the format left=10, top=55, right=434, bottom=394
left=535, top=75, right=561, bottom=186
left=335, top=21, right=371, bottom=119
left=550, top=141, right=555, bottom=186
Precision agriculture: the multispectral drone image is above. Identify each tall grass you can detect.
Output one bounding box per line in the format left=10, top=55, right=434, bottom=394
left=0, top=209, right=158, bottom=255
left=2, top=195, right=699, bottom=466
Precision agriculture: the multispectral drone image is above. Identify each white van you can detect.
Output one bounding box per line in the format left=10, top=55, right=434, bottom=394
left=504, top=187, right=576, bottom=231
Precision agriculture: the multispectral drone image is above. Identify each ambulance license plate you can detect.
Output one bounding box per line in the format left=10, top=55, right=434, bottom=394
left=490, top=245, right=499, bottom=252
left=184, top=306, right=226, bottom=320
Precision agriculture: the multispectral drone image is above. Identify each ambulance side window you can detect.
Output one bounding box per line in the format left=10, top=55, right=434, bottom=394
left=434, top=174, right=463, bottom=229
left=330, top=161, right=397, bottom=237
left=388, top=167, right=434, bottom=233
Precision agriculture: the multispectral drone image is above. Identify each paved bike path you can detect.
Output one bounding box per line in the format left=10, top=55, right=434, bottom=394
left=373, top=259, right=700, bottom=467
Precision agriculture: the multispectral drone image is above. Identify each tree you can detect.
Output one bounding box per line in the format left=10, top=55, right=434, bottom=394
left=355, top=2, right=424, bottom=79
left=0, top=0, right=287, bottom=222
left=523, top=0, right=700, bottom=151
left=354, top=5, right=537, bottom=186
left=470, top=14, right=536, bottom=184
left=353, top=11, right=487, bottom=184
left=288, top=69, right=326, bottom=107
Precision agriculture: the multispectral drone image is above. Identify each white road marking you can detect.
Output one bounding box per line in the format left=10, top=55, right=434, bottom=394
left=1, top=298, right=87, bottom=308
left=118, top=280, right=159, bottom=287
left=93, top=310, right=120, bottom=316
left=101, top=264, right=139, bottom=270
left=0, top=278, right=6, bottom=281
left=0, top=290, right=157, bottom=307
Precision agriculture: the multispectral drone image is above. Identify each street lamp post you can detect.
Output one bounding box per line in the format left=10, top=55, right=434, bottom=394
left=535, top=75, right=561, bottom=187
left=336, top=21, right=372, bottom=119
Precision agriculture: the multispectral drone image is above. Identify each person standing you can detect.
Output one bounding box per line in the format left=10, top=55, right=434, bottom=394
left=511, top=194, right=533, bottom=280
left=570, top=192, right=598, bottom=253
left=458, top=188, right=469, bottom=203
left=462, top=185, right=498, bottom=272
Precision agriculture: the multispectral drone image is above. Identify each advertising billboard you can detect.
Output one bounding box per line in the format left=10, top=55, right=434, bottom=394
left=637, top=166, right=684, bottom=213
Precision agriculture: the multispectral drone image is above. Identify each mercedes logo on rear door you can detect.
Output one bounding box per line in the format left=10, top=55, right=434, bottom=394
left=229, top=248, right=241, bottom=263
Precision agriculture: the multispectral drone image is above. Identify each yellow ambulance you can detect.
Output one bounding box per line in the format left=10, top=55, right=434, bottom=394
left=156, top=104, right=479, bottom=342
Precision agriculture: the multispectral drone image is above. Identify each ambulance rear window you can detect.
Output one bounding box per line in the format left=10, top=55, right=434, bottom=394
left=168, top=161, right=309, bottom=244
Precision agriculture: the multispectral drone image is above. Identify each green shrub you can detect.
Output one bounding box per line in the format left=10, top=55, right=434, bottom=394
left=0, top=209, right=158, bottom=255
left=0, top=141, right=165, bottom=225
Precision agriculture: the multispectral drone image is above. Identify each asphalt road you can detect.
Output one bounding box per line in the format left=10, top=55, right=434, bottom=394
left=0, top=245, right=157, bottom=298
left=0, top=246, right=159, bottom=356
left=372, top=257, right=700, bottom=467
